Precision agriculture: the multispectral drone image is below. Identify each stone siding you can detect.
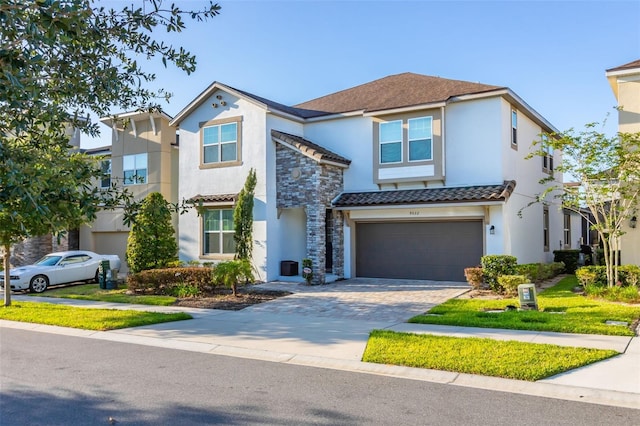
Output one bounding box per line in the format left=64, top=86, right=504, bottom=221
left=275, top=143, right=345, bottom=284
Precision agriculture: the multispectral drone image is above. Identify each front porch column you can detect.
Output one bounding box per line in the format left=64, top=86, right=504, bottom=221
left=331, top=210, right=344, bottom=277
left=305, top=204, right=326, bottom=285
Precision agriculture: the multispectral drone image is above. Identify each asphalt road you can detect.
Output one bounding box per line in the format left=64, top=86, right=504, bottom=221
left=1, top=328, right=638, bottom=425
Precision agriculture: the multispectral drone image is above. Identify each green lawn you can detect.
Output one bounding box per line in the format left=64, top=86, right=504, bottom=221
left=363, top=330, right=618, bottom=381
left=32, top=283, right=177, bottom=306
left=409, top=276, right=640, bottom=336
left=0, top=301, right=191, bottom=330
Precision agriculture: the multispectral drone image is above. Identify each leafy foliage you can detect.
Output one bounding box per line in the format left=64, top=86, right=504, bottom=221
left=234, top=169, right=257, bottom=261
left=212, top=260, right=254, bottom=296
left=480, top=255, right=518, bottom=292
left=463, top=267, right=483, bottom=289
left=0, top=0, right=219, bottom=306
left=553, top=250, right=581, bottom=273
left=126, top=192, right=178, bottom=273
left=527, top=122, right=640, bottom=287
left=497, top=274, right=529, bottom=296
left=127, top=267, right=214, bottom=295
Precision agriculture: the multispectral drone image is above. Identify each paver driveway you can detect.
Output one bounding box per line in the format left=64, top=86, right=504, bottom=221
left=252, top=278, right=470, bottom=323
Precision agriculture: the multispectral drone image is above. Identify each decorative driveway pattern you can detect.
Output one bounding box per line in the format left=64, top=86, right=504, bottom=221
left=252, top=278, right=470, bottom=323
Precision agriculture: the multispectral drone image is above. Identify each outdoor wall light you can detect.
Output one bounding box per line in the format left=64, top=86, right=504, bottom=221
left=489, top=225, right=495, bottom=235
left=631, top=216, right=637, bottom=229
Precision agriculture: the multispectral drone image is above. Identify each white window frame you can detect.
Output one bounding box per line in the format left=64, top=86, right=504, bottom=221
left=123, top=153, right=147, bottom=186
left=543, top=206, right=550, bottom=252
left=542, top=134, right=554, bottom=173
left=408, top=116, right=433, bottom=162
left=563, top=213, right=571, bottom=248
left=511, top=108, right=518, bottom=147
left=379, top=119, right=403, bottom=164
left=100, top=159, right=111, bottom=189
left=203, top=122, right=238, bottom=164
left=202, top=208, right=236, bottom=256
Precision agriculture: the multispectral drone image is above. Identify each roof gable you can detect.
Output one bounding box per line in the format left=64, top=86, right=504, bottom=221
left=606, top=59, right=640, bottom=73
left=294, top=72, right=504, bottom=117
left=271, top=130, right=351, bottom=167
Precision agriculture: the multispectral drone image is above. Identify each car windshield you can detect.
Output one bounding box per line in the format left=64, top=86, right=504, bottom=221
left=34, top=255, right=62, bottom=266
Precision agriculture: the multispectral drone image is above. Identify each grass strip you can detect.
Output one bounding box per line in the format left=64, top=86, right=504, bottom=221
left=0, top=301, right=191, bottom=331
left=363, top=330, right=618, bottom=381
left=31, top=284, right=177, bottom=306
left=409, top=276, right=640, bottom=336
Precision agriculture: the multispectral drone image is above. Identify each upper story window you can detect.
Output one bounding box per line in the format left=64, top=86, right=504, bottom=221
left=100, top=159, right=111, bottom=189
left=123, top=153, right=147, bottom=185
left=511, top=108, right=518, bottom=147
left=379, top=120, right=402, bottom=164
left=203, top=208, right=235, bottom=255
left=379, top=116, right=433, bottom=164
left=199, top=116, right=244, bottom=169
left=408, top=117, right=433, bottom=162
left=542, top=134, right=554, bottom=173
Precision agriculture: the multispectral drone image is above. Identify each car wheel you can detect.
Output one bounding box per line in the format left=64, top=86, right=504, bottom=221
left=29, top=275, right=49, bottom=293
left=94, top=269, right=99, bottom=284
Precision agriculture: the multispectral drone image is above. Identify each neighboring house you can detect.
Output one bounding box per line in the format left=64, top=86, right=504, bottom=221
left=170, top=73, right=565, bottom=284
left=606, top=59, right=640, bottom=266
left=79, top=110, right=179, bottom=273
left=8, top=126, right=83, bottom=267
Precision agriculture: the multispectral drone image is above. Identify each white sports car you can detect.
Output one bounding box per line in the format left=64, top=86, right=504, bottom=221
left=0, top=250, right=121, bottom=293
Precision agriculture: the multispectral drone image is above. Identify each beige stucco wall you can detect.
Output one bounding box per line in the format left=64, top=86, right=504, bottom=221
left=609, top=68, right=640, bottom=265
left=79, top=113, right=179, bottom=273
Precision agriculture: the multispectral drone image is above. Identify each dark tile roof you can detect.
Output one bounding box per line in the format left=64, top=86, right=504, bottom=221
left=607, top=59, right=640, bottom=72
left=188, top=193, right=237, bottom=204
left=333, top=181, right=516, bottom=208
left=294, top=73, right=504, bottom=118
left=271, top=130, right=351, bottom=166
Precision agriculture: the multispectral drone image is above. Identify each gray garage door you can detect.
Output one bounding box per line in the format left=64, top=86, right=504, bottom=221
left=356, top=221, right=483, bottom=281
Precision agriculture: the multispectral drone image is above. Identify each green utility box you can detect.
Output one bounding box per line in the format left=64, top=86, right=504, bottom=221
left=517, top=283, right=538, bottom=310
left=98, top=260, right=110, bottom=289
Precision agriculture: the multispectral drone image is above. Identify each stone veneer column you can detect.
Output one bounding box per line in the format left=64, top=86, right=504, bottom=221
left=331, top=210, right=344, bottom=277
left=305, top=204, right=326, bottom=285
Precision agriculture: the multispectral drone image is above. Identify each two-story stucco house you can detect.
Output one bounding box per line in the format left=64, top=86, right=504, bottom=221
left=606, top=59, right=640, bottom=266
left=79, top=110, right=179, bottom=273
left=170, top=73, right=564, bottom=284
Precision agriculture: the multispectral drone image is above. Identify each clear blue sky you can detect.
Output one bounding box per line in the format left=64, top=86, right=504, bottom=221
left=85, top=0, right=640, bottom=148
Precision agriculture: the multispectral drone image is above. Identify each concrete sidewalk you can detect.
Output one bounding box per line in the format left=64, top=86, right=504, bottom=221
left=2, top=282, right=639, bottom=409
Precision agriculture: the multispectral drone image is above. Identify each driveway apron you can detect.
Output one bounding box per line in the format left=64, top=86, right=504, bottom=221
left=252, top=278, right=470, bottom=323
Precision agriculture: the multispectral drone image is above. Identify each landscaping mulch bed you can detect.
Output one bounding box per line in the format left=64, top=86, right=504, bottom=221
left=172, top=288, right=291, bottom=310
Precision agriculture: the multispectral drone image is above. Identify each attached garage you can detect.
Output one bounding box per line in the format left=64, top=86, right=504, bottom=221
left=355, top=221, right=483, bottom=281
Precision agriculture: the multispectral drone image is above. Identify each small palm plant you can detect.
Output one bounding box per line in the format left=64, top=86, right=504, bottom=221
left=212, top=259, right=254, bottom=296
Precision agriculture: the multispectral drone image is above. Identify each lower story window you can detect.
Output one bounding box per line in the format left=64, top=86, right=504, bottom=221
left=203, top=208, right=235, bottom=255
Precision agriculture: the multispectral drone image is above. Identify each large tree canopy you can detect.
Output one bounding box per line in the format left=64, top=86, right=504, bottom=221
left=0, top=0, right=220, bottom=305
left=528, top=122, right=640, bottom=288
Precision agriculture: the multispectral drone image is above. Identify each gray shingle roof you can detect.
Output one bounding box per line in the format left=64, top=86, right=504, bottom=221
left=333, top=181, right=516, bottom=208
left=294, top=73, right=504, bottom=117
left=271, top=130, right=351, bottom=166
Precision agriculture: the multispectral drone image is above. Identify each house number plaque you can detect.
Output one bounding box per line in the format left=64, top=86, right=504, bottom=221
left=409, top=211, right=420, bottom=216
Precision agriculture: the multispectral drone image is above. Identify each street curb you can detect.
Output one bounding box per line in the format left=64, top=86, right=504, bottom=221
left=2, top=319, right=639, bottom=410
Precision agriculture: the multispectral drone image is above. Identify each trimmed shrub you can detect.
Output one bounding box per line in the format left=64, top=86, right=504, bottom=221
left=212, top=259, right=254, bottom=296
left=497, top=274, right=529, bottom=296
left=463, top=267, right=484, bottom=289
left=516, top=263, right=543, bottom=282
left=481, top=255, right=518, bottom=292
left=127, top=267, right=214, bottom=295
left=553, top=250, right=580, bottom=273
left=575, top=266, right=607, bottom=287
left=618, top=265, right=640, bottom=288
